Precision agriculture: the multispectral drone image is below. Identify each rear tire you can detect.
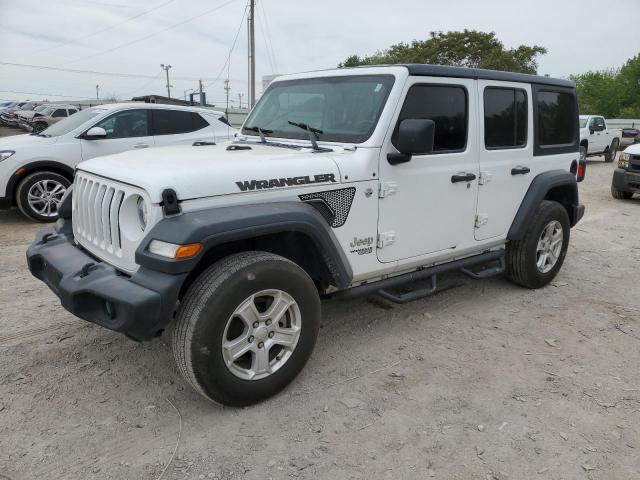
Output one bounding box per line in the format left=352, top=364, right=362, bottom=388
left=172, top=251, right=321, bottom=406
left=605, top=139, right=619, bottom=162
left=505, top=200, right=570, bottom=289
left=16, top=171, right=71, bottom=222
left=611, top=185, right=633, bottom=200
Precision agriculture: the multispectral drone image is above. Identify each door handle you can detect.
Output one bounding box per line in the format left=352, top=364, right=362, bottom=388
left=133, top=143, right=149, bottom=149
left=451, top=172, right=476, bottom=183
left=511, top=166, right=531, bottom=175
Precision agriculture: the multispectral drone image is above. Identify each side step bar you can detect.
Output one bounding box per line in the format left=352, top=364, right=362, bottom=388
left=336, top=250, right=505, bottom=303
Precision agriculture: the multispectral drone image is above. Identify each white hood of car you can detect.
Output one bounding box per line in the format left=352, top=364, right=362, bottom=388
left=0, top=133, right=59, bottom=148
left=77, top=142, right=344, bottom=203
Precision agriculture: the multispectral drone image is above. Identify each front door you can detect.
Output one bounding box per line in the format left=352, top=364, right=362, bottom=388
left=377, top=78, right=479, bottom=263
left=80, top=109, right=154, bottom=161
left=588, top=116, right=606, bottom=153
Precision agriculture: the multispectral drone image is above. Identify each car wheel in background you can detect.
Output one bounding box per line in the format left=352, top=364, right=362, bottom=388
left=16, top=171, right=71, bottom=222
left=611, top=184, right=633, bottom=200
left=605, top=139, right=619, bottom=162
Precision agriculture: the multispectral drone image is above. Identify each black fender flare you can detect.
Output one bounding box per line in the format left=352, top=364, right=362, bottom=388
left=5, top=160, right=75, bottom=204
left=507, top=169, right=582, bottom=241
left=135, top=201, right=353, bottom=289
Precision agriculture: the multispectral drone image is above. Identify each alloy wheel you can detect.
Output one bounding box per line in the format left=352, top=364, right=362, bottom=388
left=221, top=289, right=301, bottom=380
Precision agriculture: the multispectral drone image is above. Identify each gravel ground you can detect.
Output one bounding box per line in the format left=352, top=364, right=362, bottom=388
left=1, top=139, right=639, bottom=479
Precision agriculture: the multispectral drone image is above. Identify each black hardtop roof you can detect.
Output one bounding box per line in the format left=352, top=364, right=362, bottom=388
left=402, top=64, right=574, bottom=88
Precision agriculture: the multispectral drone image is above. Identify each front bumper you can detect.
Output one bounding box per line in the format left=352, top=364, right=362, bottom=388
left=612, top=168, right=640, bottom=193
left=26, top=220, right=187, bottom=341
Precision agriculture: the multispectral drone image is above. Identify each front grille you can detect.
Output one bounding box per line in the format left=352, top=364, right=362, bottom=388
left=72, top=171, right=152, bottom=274
left=629, top=155, right=640, bottom=172
left=73, top=174, right=125, bottom=254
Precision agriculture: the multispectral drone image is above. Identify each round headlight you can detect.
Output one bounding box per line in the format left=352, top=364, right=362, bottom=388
left=137, top=196, right=148, bottom=231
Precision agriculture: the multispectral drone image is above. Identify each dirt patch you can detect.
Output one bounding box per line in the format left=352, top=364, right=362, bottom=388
left=1, top=157, right=639, bottom=479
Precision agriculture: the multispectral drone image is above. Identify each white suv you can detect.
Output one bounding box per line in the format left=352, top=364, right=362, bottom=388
left=28, top=65, right=585, bottom=406
left=0, top=103, right=236, bottom=221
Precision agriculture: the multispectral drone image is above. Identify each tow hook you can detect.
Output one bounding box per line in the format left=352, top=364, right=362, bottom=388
left=79, top=262, right=97, bottom=278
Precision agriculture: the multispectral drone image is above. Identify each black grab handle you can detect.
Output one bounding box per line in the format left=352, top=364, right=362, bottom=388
left=451, top=173, right=476, bottom=183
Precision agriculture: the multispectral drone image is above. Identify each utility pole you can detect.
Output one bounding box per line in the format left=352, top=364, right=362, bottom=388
left=224, top=79, right=231, bottom=117
left=248, top=0, right=256, bottom=107
left=160, top=64, right=172, bottom=98
left=96, top=84, right=99, bottom=101
left=199, top=79, right=204, bottom=106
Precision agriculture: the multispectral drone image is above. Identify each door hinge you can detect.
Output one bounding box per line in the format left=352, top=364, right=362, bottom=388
left=478, top=171, right=493, bottom=185
left=475, top=213, right=489, bottom=228
left=377, top=231, right=396, bottom=248
left=378, top=182, right=398, bottom=198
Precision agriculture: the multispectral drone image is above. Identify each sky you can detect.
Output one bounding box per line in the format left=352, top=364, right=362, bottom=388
left=0, top=0, right=638, bottom=106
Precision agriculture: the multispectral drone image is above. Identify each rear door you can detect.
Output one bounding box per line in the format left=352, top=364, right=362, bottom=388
left=475, top=81, right=533, bottom=240
left=80, top=108, right=154, bottom=161
left=151, top=109, right=215, bottom=146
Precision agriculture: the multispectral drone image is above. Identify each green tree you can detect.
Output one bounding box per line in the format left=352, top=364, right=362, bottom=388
left=338, top=30, right=547, bottom=74
left=571, top=54, right=640, bottom=118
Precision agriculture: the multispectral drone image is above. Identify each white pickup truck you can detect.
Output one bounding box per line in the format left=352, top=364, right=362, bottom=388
left=579, top=115, right=621, bottom=162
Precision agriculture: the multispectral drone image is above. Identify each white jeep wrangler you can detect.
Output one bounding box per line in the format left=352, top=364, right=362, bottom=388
left=27, top=65, right=585, bottom=406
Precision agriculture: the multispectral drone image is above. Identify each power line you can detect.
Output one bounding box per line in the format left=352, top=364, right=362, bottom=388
left=57, top=0, right=241, bottom=66
left=258, top=0, right=278, bottom=72
left=17, top=0, right=178, bottom=60
left=203, top=3, right=248, bottom=90
left=0, top=61, right=231, bottom=82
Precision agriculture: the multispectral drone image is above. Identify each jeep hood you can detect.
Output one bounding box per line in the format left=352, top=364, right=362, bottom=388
left=77, top=142, right=343, bottom=203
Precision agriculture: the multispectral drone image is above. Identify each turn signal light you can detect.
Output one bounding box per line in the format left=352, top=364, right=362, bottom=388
left=175, top=243, right=203, bottom=259
left=149, top=240, right=203, bottom=259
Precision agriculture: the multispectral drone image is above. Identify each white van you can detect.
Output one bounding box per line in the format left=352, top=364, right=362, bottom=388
left=0, top=102, right=236, bottom=221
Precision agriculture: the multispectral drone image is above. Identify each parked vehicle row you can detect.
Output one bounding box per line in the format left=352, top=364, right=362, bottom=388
left=0, top=102, right=81, bottom=133
left=0, top=102, right=237, bottom=221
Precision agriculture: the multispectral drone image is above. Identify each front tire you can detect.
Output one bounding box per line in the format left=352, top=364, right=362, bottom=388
left=611, top=185, right=633, bottom=200
left=505, top=200, right=570, bottom=289
left=172, top=252, right=321, bottom=406
left=16, top=171, right=71, bottom=222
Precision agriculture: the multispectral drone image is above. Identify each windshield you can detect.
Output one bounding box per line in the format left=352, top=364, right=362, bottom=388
left=34, top=105, right=48, bottom=112
left=42, top=107, right=104, bottom=137
left=242, top=75, right=395, bottom=143
left=579, top=117, right=588, bottom=128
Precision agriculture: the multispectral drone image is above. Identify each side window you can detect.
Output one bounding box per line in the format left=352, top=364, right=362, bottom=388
left=536, top=90, right=576, bottom=147
left=68, top=109, right=78, bottom=116
left=52, top=109, right=67, bottom=118
left=152, top=110, right=208, bottom=135
left=484, top=87, right=527, bottom=149
left=393, top=84, right=467, bottom=153
left=93, top=109, right=150, bottom=139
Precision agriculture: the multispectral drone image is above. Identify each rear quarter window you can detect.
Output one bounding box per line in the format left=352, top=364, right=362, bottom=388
left=533, top=85, right=578, bottom=156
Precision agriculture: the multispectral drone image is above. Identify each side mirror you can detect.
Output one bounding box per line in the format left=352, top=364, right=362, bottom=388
left=388, top=119, right=435, bottom=165
left=84, top=126, right=107, bottom=139
left=589, top=128, right=595, bottom=135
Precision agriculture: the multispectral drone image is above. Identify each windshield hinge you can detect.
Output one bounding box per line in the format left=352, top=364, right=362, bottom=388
left=378, top=182, right=398, bottom=198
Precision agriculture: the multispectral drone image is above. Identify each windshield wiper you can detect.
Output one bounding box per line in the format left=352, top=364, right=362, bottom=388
left=244, top=126, right=273, bottom=143
left=287, top=121, right=328, bottom=151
